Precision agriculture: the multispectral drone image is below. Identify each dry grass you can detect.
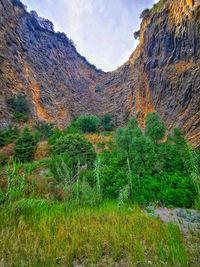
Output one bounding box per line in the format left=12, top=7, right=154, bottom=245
left=34, top=141, right=50, bottom=160
left=85, top=133, right=113, bottom=153
left=0, top=202, right=191, bottom=267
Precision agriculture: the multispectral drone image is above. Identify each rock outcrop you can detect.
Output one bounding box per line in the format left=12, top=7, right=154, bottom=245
left=0, top=0, right=199, bottom=147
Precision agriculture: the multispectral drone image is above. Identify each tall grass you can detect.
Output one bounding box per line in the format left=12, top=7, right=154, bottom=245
left=0, top=201, right=189, bottom=267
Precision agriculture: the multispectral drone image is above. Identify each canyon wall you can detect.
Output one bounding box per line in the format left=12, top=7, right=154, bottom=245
left=0, top=0, right=199, bottom=146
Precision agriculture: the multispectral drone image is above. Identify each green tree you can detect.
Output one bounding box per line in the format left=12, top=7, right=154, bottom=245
left=35, top=121, right=54, bottom=141
left=145, top=112, right=166, bottom=142
left=115, top=117, right=140, bottom=157
left=100, top=114, right=115, bottom=131
left=51, top=134, right=96, bottom=167
left=0, top=126, right=19, bottom=148
left=14, top=127, right=37, bottom=162
left=76, top=115, right=100, bottom=133
left=7, top=93, right=29, bottom=122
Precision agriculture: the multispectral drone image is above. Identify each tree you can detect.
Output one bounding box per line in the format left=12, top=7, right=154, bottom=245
left=115, top=117, right=139, bottom=156
left=35, top=121, right=54, bottom=141
left=0, top=126, right=19, bottom=148
left=14, top=127, right=37, bottom=162
left=51, top=134, right=96, bottom=167
left=76, top=115, right=100, bottom=133
left=145, top=112, right=166, bottom=142
left=100, top=114, right=115, bottom=131
left=7, top=93, right=29, bottom=122
left=140, top=9, right=150, bottom=19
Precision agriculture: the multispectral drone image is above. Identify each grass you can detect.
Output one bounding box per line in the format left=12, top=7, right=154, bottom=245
left=150, top=0, right=166, bottom=14
left=0, top=201, right=192, bottom=267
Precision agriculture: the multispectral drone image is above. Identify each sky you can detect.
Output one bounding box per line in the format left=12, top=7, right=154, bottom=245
left=22, top=0, right=158, bottom=71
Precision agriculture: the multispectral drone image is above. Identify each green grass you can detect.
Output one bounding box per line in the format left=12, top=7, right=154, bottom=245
left=0, top=201, right=190, bottom=267
left=150, top=0, right=166, bottom=14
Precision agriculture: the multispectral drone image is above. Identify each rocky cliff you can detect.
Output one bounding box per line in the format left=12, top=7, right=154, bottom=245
left=0, top=0, right=199, bottom=147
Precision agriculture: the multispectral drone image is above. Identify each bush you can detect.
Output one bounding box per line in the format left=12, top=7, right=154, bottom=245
left=48, top=128, right=63, bottom=145
left=35, top=121, right=54, bottom=141
left=51, top=134, right=96, bottom=167
left=140, top=9, right=150, bottom=19
left=14, top=127, right=38, bottom=163
left=145, top=112, right=166, bottom=142
left=7, top=93, right=29, bottom=122
left=64, top=120, right=81, bottom=135
left=14, top=112, right=28, bottom=122
left=99, top=113, right=197, bottom=207
left=0, top=153, right=9, bottom=166
left=11, top=0, right=25, bottom=9
left=0, top=126, right=19, bottom=148
left=134, top=30, right=140, bottom=40
left=100, top=114, right=115, bottom=131
left=76, top=115, right=100, bottom=133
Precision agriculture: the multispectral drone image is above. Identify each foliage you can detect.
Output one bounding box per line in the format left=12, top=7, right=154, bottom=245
left=48, top=154, right=73, bottom=185
left=0, top=153, right=9, bottom=166
left=14, top=127, right=38, bottom=163
left=48, top=127, right=63, bottom=145
left=14, top=111, right=28, bottom=122
left=35, top=120, right=54, bottom=141
left=0, top=188, right=5, bottom=204
left=51, top=134, right=96, bottom=167
left=0, top=126, right=19, bottom=148
left=100, top=114, right=115, bottom=131
left=140, top=8, right=150, bottom=19
left=64, top=120, right=81, bottom=135
left=95, top=84, right=104, bottom=93
left=7, top=93, right=29, bottom=122
left=151, top=0, right=166, bottom=13
left=145, top=112, right=166, bottom=142
left=11, top=0, right=25, bottom=8
left=6, top=162, right=26, bottom=201
left=76, top=115, right=100, bottom=133
left=101, top=114, right=197, bottom=207
left=134, top=30, right=140, bottom=40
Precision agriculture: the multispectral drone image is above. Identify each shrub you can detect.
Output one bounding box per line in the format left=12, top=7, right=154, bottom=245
left=48, top=128, right=63, bottom=145
left=115, top=117, right=139, bottom=156
left=35, top=121, right=54, bottom=141
left=51, top=134, right=96, bottom=167
left=140, top=9, right=150, bottom=19
left=76, top=115, right=100, bottom=133
left=100, top=113, right=197, bottom=207
left=95, top=84, right=104, bottom=93
left=0, top=153, right=9, bottom=166
left=64, top=120, right=80, bottom=135
left=134, top=30, right=140, bottom=40
left=0, top=126, right=19, bottom=148
left=7, top=93, right=29, bottom=122
left=100, top=114, right=115, bottom=131
left=11, top=0, right=25, bottom=9
left=145, top=112, right=166, bottom=142
left=14, top=127, right=38, bottom=162
left=14, top=111, right=28, bottom=122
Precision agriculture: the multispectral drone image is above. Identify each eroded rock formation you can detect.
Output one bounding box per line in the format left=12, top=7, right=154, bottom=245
left=0, top=0, right=199, bottom=147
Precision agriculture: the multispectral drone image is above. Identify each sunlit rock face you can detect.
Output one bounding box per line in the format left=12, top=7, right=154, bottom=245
left=0, top=0, right=199, bottom=147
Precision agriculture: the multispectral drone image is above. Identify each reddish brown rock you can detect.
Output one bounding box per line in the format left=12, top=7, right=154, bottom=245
left=0, top=0, right=199, bottom=147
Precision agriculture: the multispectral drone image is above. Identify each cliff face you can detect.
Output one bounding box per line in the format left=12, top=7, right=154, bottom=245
left=98, top=0, right=200, bottom=146
left=0, top=0, right=105, bottom=126
left=128, top=0, right=200, bottom=146
left=0, top=0, right=199, bottom=147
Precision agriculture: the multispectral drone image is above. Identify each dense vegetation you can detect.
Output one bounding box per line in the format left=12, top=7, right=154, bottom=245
left=0, top=113, right=199, bottom=265
left=0, top=113, right=199, bottom=207
left=7, top=93, right=29, bottom=122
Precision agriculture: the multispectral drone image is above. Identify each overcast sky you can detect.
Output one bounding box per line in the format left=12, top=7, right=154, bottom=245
left=22, top=0, right=158, bottom=71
